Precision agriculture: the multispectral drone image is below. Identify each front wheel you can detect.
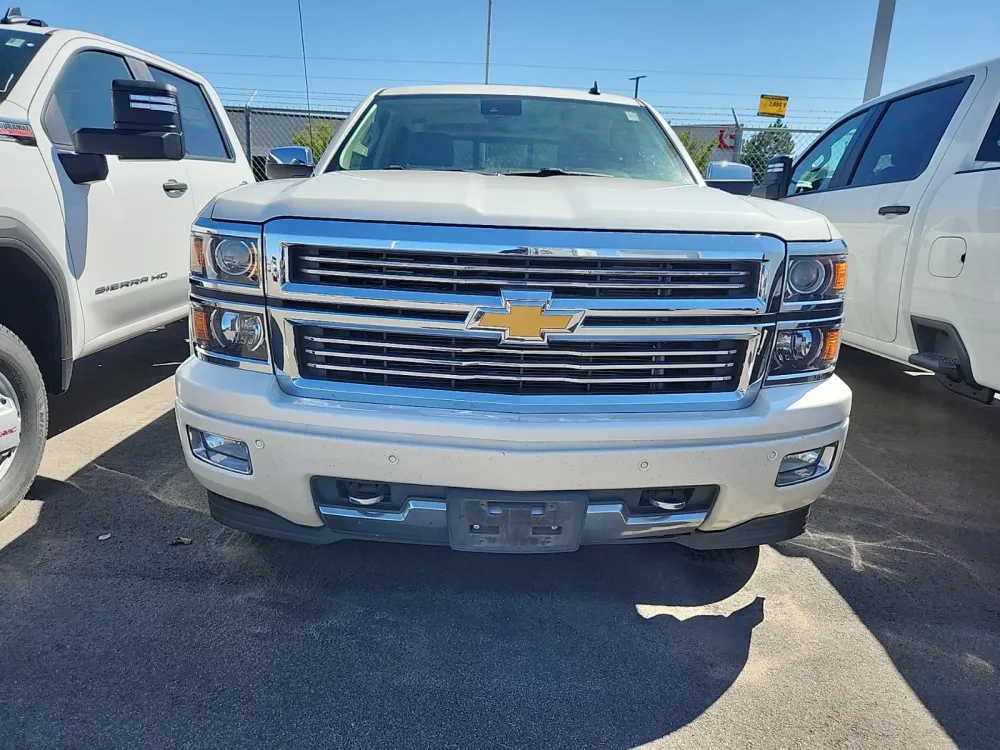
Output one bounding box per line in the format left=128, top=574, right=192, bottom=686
left=0, top=324, right=47, bottom=521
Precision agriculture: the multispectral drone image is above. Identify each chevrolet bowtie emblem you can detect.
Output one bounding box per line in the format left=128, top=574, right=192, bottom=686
left=468, top=291, right=584, bottom=344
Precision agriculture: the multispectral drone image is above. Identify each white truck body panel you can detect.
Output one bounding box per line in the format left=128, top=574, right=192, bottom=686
left=211, top=170, right=836, bottom=241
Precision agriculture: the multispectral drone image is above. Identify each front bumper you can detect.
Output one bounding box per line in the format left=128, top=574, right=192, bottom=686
left=175, top=359, right=851, bottom=549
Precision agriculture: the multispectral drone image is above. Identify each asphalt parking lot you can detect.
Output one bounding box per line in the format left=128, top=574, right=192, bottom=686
left=1, top=323, right=998, bottom=749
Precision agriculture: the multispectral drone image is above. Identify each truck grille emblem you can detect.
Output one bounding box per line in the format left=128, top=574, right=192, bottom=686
left=468, top=291, right=584, bottom=345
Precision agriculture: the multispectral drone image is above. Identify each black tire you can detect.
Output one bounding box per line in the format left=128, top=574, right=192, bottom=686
left=0, top=324, right=48, bottom=521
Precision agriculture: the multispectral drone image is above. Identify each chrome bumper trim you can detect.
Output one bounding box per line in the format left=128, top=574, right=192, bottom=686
left=317, top=499, right=708, bottom=545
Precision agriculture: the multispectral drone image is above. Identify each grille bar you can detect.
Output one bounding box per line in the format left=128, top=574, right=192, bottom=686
left=298, top=267, right=745, bottom=291
left=304, top=362, right=731, bottom=385
left=297, top=254, right=752, bottom=277
left=302, top=335, right=737, bottom=358
left=303, top=349, right=735, bottom=371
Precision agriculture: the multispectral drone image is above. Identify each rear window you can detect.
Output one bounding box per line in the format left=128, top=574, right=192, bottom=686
left=0, top=29, right=47, bottom=102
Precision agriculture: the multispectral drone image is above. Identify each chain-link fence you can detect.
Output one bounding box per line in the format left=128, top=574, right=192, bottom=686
left=737, top=126, right=821, bottom=184
left=226, top=104, right=822, bottom=185
left=672, top=124, right=821, bottom=184
left=225, top=105, right=349, bottom=181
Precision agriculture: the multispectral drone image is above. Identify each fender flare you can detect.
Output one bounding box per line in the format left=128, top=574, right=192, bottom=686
left=0, top=218, right=74, bottom=393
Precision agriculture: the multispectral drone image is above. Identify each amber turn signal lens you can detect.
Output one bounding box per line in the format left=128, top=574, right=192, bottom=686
left=821, top=329, right=841, bottom=361
left=191, top=307, right=210, bottom=345
left=190, top=235, right=205, bottom=275
left=831, top=259, right=847, bottom=293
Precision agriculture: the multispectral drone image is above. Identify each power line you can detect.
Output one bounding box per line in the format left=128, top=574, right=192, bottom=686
left=202, top=69, right=863, bottom=103
left=155, top=49, right=876, bottom=83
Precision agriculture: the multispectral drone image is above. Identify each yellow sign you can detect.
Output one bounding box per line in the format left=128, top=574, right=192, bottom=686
left=471, top=302, right=581, bottom=343
left=758, top=94, right=789, bottom=118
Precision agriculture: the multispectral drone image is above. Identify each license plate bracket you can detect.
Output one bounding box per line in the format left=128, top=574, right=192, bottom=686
left=447, top=491, right=588, bottom=553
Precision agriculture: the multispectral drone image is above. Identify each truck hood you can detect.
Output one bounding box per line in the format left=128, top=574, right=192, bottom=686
left=210, top=170, right=833, bottom=242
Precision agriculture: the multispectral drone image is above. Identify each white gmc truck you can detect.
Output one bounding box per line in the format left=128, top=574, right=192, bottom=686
left=0, top=8, right=252, bottom=518
left=177, top=85, right=852, bottom=553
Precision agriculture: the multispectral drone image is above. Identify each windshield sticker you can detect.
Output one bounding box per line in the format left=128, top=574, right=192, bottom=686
left=5, top=37, right=27, bottom=47
left=625, top=110, right=640, bottom=122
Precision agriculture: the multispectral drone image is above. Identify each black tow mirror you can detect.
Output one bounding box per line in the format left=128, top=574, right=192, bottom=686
left=751, top=155, right=793, bottom=200
left=72, top=80, right=185, bottom=160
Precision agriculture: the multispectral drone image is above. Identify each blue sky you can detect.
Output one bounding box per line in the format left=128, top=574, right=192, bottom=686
left=25, top=0, right=1000, bottom=129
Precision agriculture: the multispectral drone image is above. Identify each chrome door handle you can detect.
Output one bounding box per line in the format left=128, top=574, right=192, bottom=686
left=163, top=180, right=188, bottom=194
left=878, top=204, right=910, bottom=216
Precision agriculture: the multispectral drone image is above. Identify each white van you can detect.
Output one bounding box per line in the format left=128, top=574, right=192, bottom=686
left=758, top=57, right=1000, bottom=403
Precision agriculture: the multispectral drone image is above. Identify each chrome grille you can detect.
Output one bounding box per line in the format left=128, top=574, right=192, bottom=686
left=289, top=246, right=759, bottom=300
left=264, top=219, right=785, bottom=412
left=295, top=325, right=746, bottom=396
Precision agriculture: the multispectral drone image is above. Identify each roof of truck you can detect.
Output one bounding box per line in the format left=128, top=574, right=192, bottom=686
left=836, top=56, right=1000, bottom=123
left=377, top=84, right=641, bottom=106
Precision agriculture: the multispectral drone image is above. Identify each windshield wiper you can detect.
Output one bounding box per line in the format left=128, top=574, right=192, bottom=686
left=500, top=167, right=611, bottom=178
left=381, top=166, right=486, bottom=173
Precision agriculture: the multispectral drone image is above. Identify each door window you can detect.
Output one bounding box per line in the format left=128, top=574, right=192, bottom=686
left=976, top=100, right=1000, bottom=162
left=786, top=111, right=867, bottom=196
left=149, top=66, right=231, bottom=160
left=43, top=50, right=132, bottom=147
left=850, top=78, right=972, bottom=187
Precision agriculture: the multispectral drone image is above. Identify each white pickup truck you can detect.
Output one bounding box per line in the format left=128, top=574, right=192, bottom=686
left=176, top=84, right=852, bottom=554
left=0, top=8, right=253, bottom=518
left=758, top=56, right=1000, bottom=404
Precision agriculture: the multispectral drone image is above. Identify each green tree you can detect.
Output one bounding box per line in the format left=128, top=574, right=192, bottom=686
left=676, top=131, right=715, bottom=176
left=741, top=119, right=794, bottom=183
left=291, top=120, right=336, bottom=159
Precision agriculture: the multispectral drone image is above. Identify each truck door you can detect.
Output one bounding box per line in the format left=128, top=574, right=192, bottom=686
left=144, top=64, right=252, bottom=213
left=810, top=78, right=974, bottom=344
left=33, top=46, right=195, bottom=350
left=782, top=109, right=870, bottom=218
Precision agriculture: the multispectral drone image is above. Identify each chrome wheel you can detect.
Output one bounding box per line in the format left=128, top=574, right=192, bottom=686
left=0, top=371, right=21, bottom=486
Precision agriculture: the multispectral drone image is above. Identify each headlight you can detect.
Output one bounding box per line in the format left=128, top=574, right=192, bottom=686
left=191, top=299, right=268, bottom=364
left=191, top=231, right=261, bottom=286
left=767, top=322, right=841, bottom=383
left=784, top=255, right=847, bottom=304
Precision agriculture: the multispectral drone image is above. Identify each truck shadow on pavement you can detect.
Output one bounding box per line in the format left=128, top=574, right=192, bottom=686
left=773, top=348, right=1000, bottom=750
left=46, top=322, right=190, bottom=437
left=2, top=407, right=764, bottom=749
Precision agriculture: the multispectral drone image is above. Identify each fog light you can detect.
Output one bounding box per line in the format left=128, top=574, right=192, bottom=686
left=187, top=427, right=252, bottom=475
left=775, top=443, right=837, bottom=486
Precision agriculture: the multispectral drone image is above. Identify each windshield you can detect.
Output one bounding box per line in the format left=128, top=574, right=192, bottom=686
left=328, top=94, right=695, bottom=183
left=0, top=29, right=47, bottom=103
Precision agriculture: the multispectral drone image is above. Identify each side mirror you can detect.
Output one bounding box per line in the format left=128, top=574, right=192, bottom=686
left=705, top=161, right=754, bottom=196
left=751, top=155, right=793, bottom=200
left=265, top=146, right=314, bottom=180
left=72, top=80, right=184, bottom=160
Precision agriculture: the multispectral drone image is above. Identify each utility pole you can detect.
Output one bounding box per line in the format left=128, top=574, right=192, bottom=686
left=485, top=0, right=493, bottom=84
left=863, top=0, right=896, bottom=101
left=628, top=75, right=647, bottom=98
